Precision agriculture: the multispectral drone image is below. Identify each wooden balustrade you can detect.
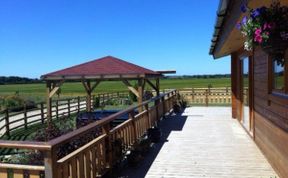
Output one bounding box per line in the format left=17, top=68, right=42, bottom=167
left=56, top=134, right=107, bottom=178
left=0, top=90, right=177, bottom=178
left=178, top=87, right=231, bottom=106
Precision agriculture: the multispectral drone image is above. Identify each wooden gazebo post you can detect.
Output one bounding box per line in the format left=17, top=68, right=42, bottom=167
left=45, top=80, right=64, bottom=126
left=82, top=80, right=101, bottom=112
left=138, top=78, right=145, bottom=112
left=46, top=82, right=52, bottom=125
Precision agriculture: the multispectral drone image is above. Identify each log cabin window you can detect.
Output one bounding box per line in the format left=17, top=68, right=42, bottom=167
left=273, top=58, right=285, bottom=92
left=271, top=50, right=288, bottom=94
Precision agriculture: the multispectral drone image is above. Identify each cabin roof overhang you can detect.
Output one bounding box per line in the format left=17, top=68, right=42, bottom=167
left=209, top=0, right=288, bottom=59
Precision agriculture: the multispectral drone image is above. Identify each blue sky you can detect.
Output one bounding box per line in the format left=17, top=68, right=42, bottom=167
left=0, top=0, right=230, bottom=78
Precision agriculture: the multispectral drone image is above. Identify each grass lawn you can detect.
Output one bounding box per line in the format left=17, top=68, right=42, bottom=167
left=0, top=78, right=231, bottom=103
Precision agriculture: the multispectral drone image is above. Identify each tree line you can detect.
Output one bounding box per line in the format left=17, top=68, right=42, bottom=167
left=165, top=74, right=231, bottom=79
left=0, top=74, right=231, bottom=85
left=0, top=76, right=42, bottom=85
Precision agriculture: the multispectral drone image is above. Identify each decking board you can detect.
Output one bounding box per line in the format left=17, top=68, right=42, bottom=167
left=145, top=107, right=277, bottom=178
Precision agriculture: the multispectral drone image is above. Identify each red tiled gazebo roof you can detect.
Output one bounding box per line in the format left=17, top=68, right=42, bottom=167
left=41, top=56, right=162, bottom=80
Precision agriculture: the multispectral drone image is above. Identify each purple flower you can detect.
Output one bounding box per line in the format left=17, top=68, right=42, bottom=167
left=251, top=8, right=261, bottom=18
left=236, top=21, right=242, bottom=30
left=241, top=16, right=248, bottom=25
left=259, top=7, right=266, bottom=13
left=241, top=4, right=247, bottom=13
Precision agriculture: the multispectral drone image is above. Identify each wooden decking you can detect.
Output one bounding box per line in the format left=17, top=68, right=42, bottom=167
left=143, top=107, right=277, bottom=178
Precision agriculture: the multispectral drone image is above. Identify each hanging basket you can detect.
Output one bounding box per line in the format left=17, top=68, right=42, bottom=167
left=261, top=34, right=288, bottom=60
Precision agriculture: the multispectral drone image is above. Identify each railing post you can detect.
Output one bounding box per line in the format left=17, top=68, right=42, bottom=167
left=129, top=110, right=137, bottom=141
left=24, top=102, right=28, bottom=129
left=154, top=99, right=159, bottom=124
left=205, top=89, right=209, bottom=107
left=56, top=100, right=59, bottom=119
left=41, top=103, right=44, bottom=124
left=67, top=99, right=71, bottom=117
left=144, top=104, right=151, bottom=128
left=102, top=124, right=113, bottom=168
left=44, top=147, right=58, bottom=178
left=77, top=96, right=80, bottom=113
left=4, top=109, right=10, bottom=137
left=162, top=96, right=166, bottom=118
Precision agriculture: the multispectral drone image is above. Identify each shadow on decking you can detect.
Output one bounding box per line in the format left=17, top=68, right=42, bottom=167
left=110, top=112, right=187, bottom=178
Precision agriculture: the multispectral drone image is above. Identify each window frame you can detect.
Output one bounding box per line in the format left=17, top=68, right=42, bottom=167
left=269, top=50, right=288, bottom=95
left=268, top=50, right=288, bottom=105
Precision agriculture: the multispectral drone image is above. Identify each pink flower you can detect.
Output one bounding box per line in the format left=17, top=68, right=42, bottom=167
left=263, top=23, right=273, bottom=30
left=254, top=35, right=263, bottom=43
left=255, top=28, right=262, bottom=36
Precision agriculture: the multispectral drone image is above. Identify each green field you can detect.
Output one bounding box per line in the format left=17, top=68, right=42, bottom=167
left=0, top=78, right=231, bottom=102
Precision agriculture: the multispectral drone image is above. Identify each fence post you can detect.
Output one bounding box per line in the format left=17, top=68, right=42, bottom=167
left=91, top=95, right=94, bottom=111
left=4, top=109, right=10, bottom=137
left=192, top=88, right=195, bottom=103
left=41, top=103, right=44, bottom=124
left=67, top=99, right=71, bottom=117
left=56, top=100, right=59, bottom=119
left=24, top=102, right=28, bottom=129
left=205, top=89, right=209, bottom=107
left=77, top=96, right=80, bottom=113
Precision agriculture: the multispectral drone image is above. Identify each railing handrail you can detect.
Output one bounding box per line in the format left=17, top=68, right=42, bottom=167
left=0, top=163, right=45, bottom=171
left=48, top=90, right=175, bottom=147
left=0, top=140, right=51, bottom=150
left=57, top=134, right=107, bottom=163
left=0, top=89, right=176, bottom=150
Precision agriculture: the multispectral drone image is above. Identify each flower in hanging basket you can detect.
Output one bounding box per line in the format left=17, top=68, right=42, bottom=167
left=236, top=1, right=288, bottom=57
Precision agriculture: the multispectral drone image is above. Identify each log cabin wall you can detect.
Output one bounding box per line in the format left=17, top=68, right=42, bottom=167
left=232, top=47, right=288, bottom=177
left=253, top=48, right=288, bottom=178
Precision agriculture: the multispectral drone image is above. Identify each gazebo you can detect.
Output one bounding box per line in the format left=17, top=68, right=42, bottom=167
left=41, top=56, right=174, bottom=123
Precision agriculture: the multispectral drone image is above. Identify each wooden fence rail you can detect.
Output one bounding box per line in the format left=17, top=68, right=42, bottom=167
left=0, top=92, right=128, bottom=138
left=0, top=90, right=177, bottom=178
left=177, top=87, right=232, bottom=106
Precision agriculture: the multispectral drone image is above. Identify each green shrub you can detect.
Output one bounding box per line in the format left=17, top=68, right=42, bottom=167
left=93, top=97, right=100, bottom=108
left=4, top=95, right=24, bottom=109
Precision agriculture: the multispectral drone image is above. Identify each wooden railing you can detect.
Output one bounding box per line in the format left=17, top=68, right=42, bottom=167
left=0, top=92, right=128, bottom=138
left=0, top=90, right=177, bottom=178
left=177, top=87, right=231, bottom=106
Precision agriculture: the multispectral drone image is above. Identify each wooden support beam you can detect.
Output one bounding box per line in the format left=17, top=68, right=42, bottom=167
left=49, top=80, right=65, bottom=98
left=145, top=79, right=158, bottom=91
left=156, top=78, right=160, bottom=96
left=82, top=80, right=90, bottom=94
left=82, top=80, right=101, bottom=93
left=122, top=80, right=140, bottom=98
left=91, top=81, right=101, bottom=92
